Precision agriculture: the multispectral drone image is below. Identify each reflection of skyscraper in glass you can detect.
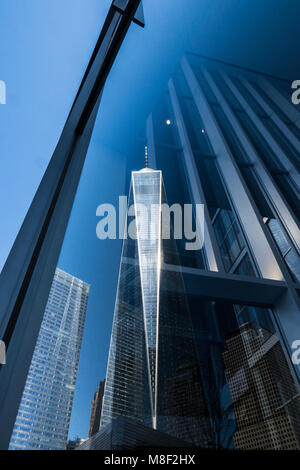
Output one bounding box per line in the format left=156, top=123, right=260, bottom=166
left=100, top=166, right=213, bottom=447
left=223, top=323, right=300, bottom=450
left=9, top=268, right=90, bottom=450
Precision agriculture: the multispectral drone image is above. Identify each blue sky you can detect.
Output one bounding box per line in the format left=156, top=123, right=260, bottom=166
left=1, top=0, right=300, bottom=440
left=0, top=0, right=111, bottom=270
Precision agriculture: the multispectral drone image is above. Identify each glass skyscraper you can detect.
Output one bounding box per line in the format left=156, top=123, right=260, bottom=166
left=223, top=323, right=300, bottom=449
left=1, top=2, right=299, bottom=451
left=100, top=166, right=213, bottom=447
left=100, top=53, right=300, bottom=449
left=140, top=53, right=300, bottom=449
left=9, top=268, right=90, bottom=450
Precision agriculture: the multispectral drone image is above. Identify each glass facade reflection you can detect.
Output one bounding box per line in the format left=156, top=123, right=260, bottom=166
left=138, top=53, right=300, bottom=449
left=101, top=167, right=213, bottom=447
left=100, top=52, right=300, bottom=449
left=224, top=323, right=300, bottom=449
left=132, top=169, right=161, bottom=414
left=3, top=1, right=300, bottom=453
left=9, top=269, right=89, bottom=450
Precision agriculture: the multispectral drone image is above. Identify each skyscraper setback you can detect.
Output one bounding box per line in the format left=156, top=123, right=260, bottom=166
left=9, top=268, right=90, bottom=450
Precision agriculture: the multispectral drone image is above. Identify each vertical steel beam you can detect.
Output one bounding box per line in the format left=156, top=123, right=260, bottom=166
left=168, top=79, right=223, bottom=272
left=223, top=73, right=300, bottom=191
left=203, top=68, right=300, bottom=253
left=181, top=56, right=283, bottom=281
left=181, top=55, right=300, bottom=374
left=241, top=77, right=300, bottom=155
left=257, top=77, right=300, bottom=129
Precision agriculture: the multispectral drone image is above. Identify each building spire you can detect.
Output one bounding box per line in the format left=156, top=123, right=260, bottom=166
left=145, top=146, right=149, bottom=168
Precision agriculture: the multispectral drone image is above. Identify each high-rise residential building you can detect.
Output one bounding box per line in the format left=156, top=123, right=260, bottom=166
left=100, top=166, right=213, bottom=447
left=9, top=268, right=90, bottom=450
left=88, top=380, right=105, bottom=438
left=223, top=323, right=300, bottom=450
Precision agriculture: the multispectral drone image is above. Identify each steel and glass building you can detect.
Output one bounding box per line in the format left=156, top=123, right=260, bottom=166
left=78, top=417, right=189, bottom=450
left=9, top=268, right=90, bottom=450
left=1, top=0, right=300, bottom=451
left=223, top=323, right=300, bottom=449
left=101, top=53, right=300, bottom=449
left=0, top=1, right=144, bottom=448
left=139, top=53, right=300, bottom=448
left=100, top=166, right=213, bottom=447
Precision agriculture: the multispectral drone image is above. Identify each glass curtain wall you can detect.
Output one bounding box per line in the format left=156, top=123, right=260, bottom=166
left=145, top=54, right=300, bottom=449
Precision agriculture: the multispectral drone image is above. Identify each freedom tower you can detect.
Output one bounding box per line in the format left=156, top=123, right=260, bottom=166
left=100, top=153, right=212, bottom=447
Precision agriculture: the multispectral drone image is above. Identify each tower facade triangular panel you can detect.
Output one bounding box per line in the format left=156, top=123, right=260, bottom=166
left=101, top=167, right=213, bottom=446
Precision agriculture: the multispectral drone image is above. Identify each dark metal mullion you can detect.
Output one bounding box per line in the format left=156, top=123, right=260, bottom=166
left=76, top=0, right=142, bottom=135
left=69, top=6, right=118, bottom=116
left=113, top=4, right=145, bottom=27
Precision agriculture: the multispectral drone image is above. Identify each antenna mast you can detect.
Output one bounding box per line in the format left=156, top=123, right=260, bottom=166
left=145, top=146, right=149, bottom=168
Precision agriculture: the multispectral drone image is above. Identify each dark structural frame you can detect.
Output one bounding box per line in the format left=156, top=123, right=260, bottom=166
left=0, top=0, right=144, bottom=449
left=1, top=0, right=297, bottom=451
